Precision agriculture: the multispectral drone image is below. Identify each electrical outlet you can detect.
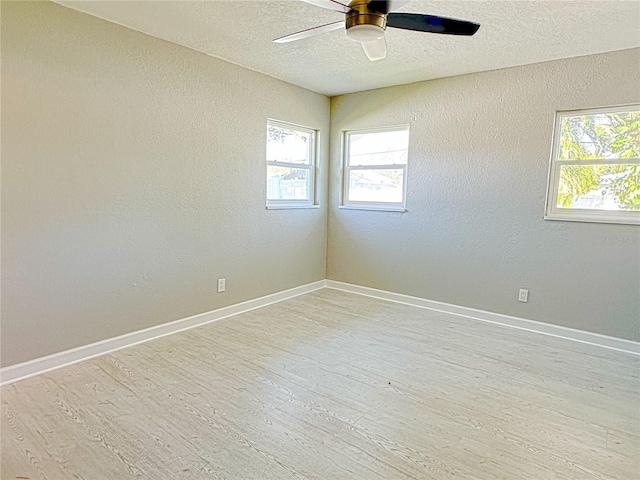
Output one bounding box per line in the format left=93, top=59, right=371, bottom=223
left=217, top=278, right=226, bottom=293
left=518, top=289, right=529, bottom=303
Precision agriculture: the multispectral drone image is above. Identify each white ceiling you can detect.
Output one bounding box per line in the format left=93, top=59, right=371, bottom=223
left=55, top=0, right=640, bottom=96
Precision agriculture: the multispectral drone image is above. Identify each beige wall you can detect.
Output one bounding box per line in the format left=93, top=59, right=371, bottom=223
left=328, top=48, right=640, bottom=341
left=3, top=3, right=639, bottom=369
left=1, top=2, right=330, bottom=367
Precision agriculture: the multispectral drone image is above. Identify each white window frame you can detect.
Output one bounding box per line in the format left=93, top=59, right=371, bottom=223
left=266, top=119, right=318, bottom=210
left=544, top=105, right=640, bottom=225
left=341, top=125, right=410, bottom=212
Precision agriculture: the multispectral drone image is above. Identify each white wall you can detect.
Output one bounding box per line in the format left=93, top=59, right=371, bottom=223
left=1, top=1, right=330, bottom=367
left=328, top=48, right=640, bottom=341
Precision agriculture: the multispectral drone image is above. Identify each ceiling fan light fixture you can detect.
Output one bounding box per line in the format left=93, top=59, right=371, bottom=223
left=361, top=36, right=387, bottom=61
left=346, top=23, right=385, bottom=43
left=274, top=1, right=481, bottom=61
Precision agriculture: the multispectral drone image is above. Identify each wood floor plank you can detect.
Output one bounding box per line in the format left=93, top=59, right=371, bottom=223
left=1, top=289, right=638, bottom=479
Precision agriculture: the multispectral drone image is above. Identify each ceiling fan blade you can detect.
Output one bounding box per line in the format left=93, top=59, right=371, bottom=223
left=361, top=36, right=387, bottom=61
left=387, top=13, right=480, bottom=35
left=273, top=21, right=344, bottom=43
left=367, top=1, right=412, bottom=14
left=300, top=0, right=353, bottom=13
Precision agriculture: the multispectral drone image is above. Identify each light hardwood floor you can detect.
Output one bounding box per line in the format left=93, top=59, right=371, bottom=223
left=1, top=289, right=639, bottom=479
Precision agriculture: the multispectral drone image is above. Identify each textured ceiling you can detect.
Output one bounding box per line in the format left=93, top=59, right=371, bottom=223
left=54, top=0, right=640, bottom=96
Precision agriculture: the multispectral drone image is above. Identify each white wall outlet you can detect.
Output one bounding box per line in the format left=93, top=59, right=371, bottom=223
left=217, top=278, right=226, bottom=293
left=518, top=289, right=529, bottom=303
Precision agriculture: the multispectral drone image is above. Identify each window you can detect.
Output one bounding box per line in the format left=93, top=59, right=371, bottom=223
left=342, top=126, right=410, bottom=211
left=266, top=119, right=317, bottom=209
left=545, top=105, right=640, bottom=225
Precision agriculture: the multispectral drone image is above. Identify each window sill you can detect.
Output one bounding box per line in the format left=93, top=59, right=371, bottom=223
left=266, top=204, right=320, bottom=210
left=339, top=205, right=407, bottom=213
left=544, top=212, right=640, bottom=225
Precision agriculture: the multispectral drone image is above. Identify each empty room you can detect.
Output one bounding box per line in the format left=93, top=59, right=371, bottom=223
left=1, top=0, right=639, bottom=478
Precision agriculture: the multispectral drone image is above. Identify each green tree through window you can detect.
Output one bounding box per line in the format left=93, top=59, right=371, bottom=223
left=557, top=110, right=639, bottom=210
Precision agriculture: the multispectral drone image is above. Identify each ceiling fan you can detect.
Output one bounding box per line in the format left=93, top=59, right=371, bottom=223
left=274, top=0, right=480, bottom=62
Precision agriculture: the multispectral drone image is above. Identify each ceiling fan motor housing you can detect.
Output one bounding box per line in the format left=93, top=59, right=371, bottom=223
left=345, top=1, right=387, bottom=42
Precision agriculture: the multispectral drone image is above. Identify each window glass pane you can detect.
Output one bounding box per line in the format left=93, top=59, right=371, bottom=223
left=267, top=166, right=310, bottom=201
left=557, top=164, right=640, bottom=211
left=558, top=110, right=640, bottom=161
left=348, top=130, right=409, bottom=166
left=267, top=124, right=311, bottom=164
left=348, top=169, right=404, bottom=203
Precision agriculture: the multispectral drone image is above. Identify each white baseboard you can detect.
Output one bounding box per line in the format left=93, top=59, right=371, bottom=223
left=325, top=280, right=640, bottom=356
left=3, top=279, right=637, bottom=386
left=0, top=280, right=326, bottom=386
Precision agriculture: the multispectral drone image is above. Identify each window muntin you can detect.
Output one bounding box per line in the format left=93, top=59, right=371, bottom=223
left=545, top=106, right=640, bottom=224
left=343, top=126, right=410, bottom=210
left=266, top=120, right=317, bottom=208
